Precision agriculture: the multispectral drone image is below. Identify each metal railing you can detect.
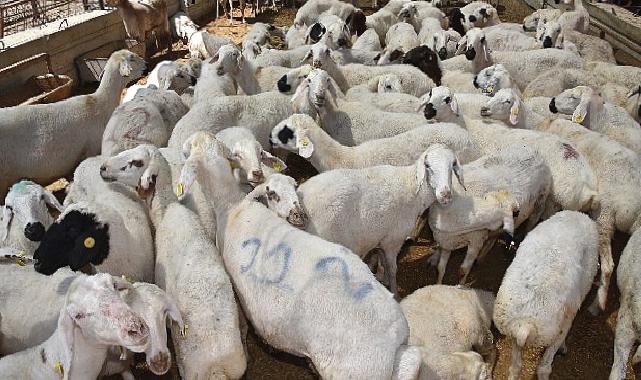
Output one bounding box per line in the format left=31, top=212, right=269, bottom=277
left=0, top=0, right=88, bottom=38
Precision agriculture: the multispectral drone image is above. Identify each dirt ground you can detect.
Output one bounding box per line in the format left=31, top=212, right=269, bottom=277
left=77, top=2, right=639, bottom=379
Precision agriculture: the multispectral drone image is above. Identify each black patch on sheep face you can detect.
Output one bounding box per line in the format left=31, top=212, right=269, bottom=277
left=348, top=11, right=367, bottom=36
left=449, top=9, right=466, bottom=36
left=469, top=15, right=477, bottom=23
left=479, top=8, right=488, bottom=16
left=24, top=221, right=45, bottom=241
left=277, top=75, right=291, bottom=93
left=549, top=98, right=558, bottom=113
left=543, top=36, right=553, bottom=48
left=438, top=47, right=448, bottom=60
left=277, top=125, right=295, bottom=144
left=402, top=45, right=442, bottom=86
left=33, top=210, right=110, bottom=276
left=423, top=103, right=437, bottom=119
left=465, top=47, right=476, bottom=61
left=309, top=23, right=326, bottom=43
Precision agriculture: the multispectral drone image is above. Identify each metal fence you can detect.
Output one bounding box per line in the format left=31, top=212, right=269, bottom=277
left=0, top=0, right=94, bottom=38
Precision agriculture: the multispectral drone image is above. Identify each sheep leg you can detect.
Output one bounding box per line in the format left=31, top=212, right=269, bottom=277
left=589, top=208, right=615, bottom=314
left=477, top=235, right=497, bottom=261
left=507, top=337, right=523, bottom=380
left=536, top=318, right=572, bottom=380
left=380, top=239, right=404, bottom=297
left=436, top=248, right=451, bottom=284
left=609, top=307, right=635, bottom=380
left=228, top=0, right=234, bottom=21
left=475, top=328, right=497, bottom=374
left=427, top=249, right=441, bottom=267
left=459, top=233, right=485, bottom=284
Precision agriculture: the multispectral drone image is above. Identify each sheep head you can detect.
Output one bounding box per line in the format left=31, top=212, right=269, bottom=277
left=212, top=44, right=244, bottom=76
left=416, top=144, right=464, bottom=205
left=474, top=64, right=511, bottom=96
left=418, top=86, right=459, bottom=122
left=247, top=174, right=308, bottom=229
left=367, top=74, right=403, bottom=93
left=540, top=20, right=562, bottom=49
left=225, top=135, right=286, bottom=186
left=111, top=50, right=145, bottom=80
left=402, top=45, right=442, bottom=86
left=457, top=28, right=488, bottom=62
left=549, top=86, right=603, bottom=124
left=100, top=144, right=164, bottom=200
left=480, top=88, right=522, bottom=125
left=270, top=114, right=317, bottom=159
left=277, top=65, right=313, bottom=94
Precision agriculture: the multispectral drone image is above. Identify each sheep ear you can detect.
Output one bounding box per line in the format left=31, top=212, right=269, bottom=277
left=248, top=183, right=268, bottom=205
left=450, top=95, right=459, bottom=115
left=0, top=205, right=13, bottom=241
left=454, top=156, right=466, bottom=191
left=137, top=165, right=158, bottom=201
left=291, top=78, right=310, bottom=105
left=57, top=308, right=76, bottom=380
left=177, top=155, right=199, bottom=198
left=301, top=50, right=313, bottom=64
left=261, top=151, right=287, bottom=172
left=456, top=36, right=468, bottom=54
left=164, top=296, right=184, bottom=331
left=119, top=58, right=132, bottom=77
left=367, top=77, right=381, bottom=92
left=509, top=99, right=520, bottom=125
left=43, top=191, right=64, bottom=212
left=296, top=134, right=314, bottom=158
left=627, top=86, right=641, bottom=98
left=573, top=89, right=592, bottom=123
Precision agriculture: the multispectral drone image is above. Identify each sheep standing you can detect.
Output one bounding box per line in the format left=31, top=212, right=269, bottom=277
left=377, top=22, right=419, bottom=64
left=401, top=285, right=496, bottom=379
left=170, top=11, right=198, bottom=41
left=189, top=31, right=235, bottom=60
left=107, top=0, right=171, bottom=52
left=494, top=211, right=598, bottom=380
left=100, top=145, right=247, bottom=379
left=539, top=20, right=615, bottom=62
left=0, top=50, right=145, bottom=200
left=177, top=135, right=421, bottom=379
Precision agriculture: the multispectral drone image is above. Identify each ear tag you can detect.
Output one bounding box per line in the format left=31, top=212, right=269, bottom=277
left=121, top=274, right=132, bottom=283
left=228, top=159, right=240, bottom=169
left=84, top=237, right=95, bottom=249
left=574, top=114, right=583, bottom=123
left=176, top=183, right=184, bottom=197
left=301, top=137, right=310, bottom=147
left=272, top=161, right=284, bottom=172
left=16, top=250, right=26, bottom=266
left=484, top=85, right=494, bottom=94
left=511, top=107, right=519, bottom=116
left=54, top=362, right=64, bottom=378
left=181, top=323, right=190, bottom=337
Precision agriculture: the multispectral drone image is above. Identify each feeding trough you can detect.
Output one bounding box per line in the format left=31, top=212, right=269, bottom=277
left=75, top=39, right=145, bottom=83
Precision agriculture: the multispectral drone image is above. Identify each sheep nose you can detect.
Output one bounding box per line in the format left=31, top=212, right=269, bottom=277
left=523, top=24, right=527, bottom=31
left=438, top=47, right=448, bottom=60
left=252, top=170, right=265, bottom=182
left=148, top=351, right=171, bottom=375
left=437, top=190, right=452, bottom=205
left=549, top=98, right=558, bottom=113
left=24, top=222, right=45, bottom=241
left=312, top=60, right=322, bottom=68
left=277, top=75, right=291, bottom=93
left=513, top=210, right=520, bottom=218
left=287, top=205, right=308, bottom=229
left=100, top=165, right=107, bottom=173
left=543, top=36, right=553, bottom=48
left=465, top=48, right=476, bottom=61
left=480, top=106, right=491, bottom=116
left=423, top=103, right=437, bottom=120
left=338, top=38, right=347, bottom=47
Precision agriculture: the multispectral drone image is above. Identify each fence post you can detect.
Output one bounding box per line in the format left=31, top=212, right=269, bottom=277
left=0, top=7, right=4, bottom=39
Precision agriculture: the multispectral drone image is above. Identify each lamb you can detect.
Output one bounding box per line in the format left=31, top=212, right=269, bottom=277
left=244, top=22, right=284, bottom=48
left=308, top=14, right=352, bottom=48
left=297, top=143, right=463, bottom=294
left=441, top=28, right=584, bottom=86
left=401, top=285, right=496, bottom=379
left=177, top=134, right=421, bottom=379
left=270, top=114, right=481, bottom=172
left=473, top=63, right=522, bottom=96
left=188, top=31, right=235, bottom=60
left=352, top=28, right=383, bottom=51
left=377, top=22, right=420, bottom=64
left=539, top=20, right=615, bottom=62
left=170, top=11, right=198, bottom=41
left=100, top=145, right=247, bottom=379
left=0, top=266, right=184, bottom=378
left=483, top=88, right=641, bottom=312
left=0, top=273, right=150, bottom=380
left=523, top=8, right=561, bottom=32
left=422, top=86, right=598, bottom=215
left=146, top=60, right=198, bottom=94
left=294, top=0, right=362, bottom=27
left=106, top=0, right=171, bottom=52
left=609, top=228, right=641, bottom=380
left=494, top=211, right=598, bottom=380
left=550, top=86, right=641, bottom=156
left=0, top=50, right=145, bottom=200
left=191, top=60, right=238, bottom=104
left=293, top=68, right=429, bottom=146
left=460, top=2, right=499, bottom=28
left=1, top=180, right=63, bottom=256
left=102, top=87, right=189, bottom=156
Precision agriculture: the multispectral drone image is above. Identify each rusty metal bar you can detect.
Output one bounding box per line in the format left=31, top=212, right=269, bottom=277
left=0, top=52, right=52, bottom=75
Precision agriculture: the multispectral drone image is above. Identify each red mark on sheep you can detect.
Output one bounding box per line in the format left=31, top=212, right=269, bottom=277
left=562, top=143, right=579, bottom=160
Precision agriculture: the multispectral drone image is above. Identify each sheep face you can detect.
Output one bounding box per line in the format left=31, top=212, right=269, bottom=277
left=458, top=28, right=487, bottom=62
left=432, top=31, right=452, bottom=61
left=300, top=69, right=340, bottom=111
left=540, top=21, right=562, bottom=49
left=270, top=115, right=315, bottom=160
left=402, top=46, right=442, bottom=86
left=33, top=209, right=110, bottom=275
left=277, top=65, right=313, bottom=94
left=128, top=283, right=184, bottom=375
left=303, top=39, right=333, bottom=69
left=250, top=174, right=308, bottom=228
left=1, top=180, right=62, bottom=244
left=398, top=3, right=418, bottom=20
left=449, top=8, right=467, bottom=36
left=229, top=139, right=286, bottom=186
left=550, top=86, right=601, bottom=123
left=100, top=144, right=161, bottom=194
left=474, top=64, right=509, bottom=96
left=213, top=44, right=244, bottom=76
left=113, top=50, right=146, bottom=80
left=480, top=88, right=522, bottom=125
left=419, top=144, right=464, bottom=205
left=347, top=10, right=367, bottom=37
left=418, top=86, right=459, bottom=121
left=159, top=65, right=193, bottom=94
left=64, top=274, right=149, bottom=352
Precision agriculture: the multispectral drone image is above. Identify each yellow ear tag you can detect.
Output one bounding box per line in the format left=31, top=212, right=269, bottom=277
left=574, top=114, right=583, bottom=123
left=272, top=161, right=284, bottom=172
left=301, top=137, right=310, bottom=147
left=121, top=274, right=132, bottom=283
left=511, top=107, right=519, bottom=116
left=180, top=323, right=190, bottom=337
left=485, top=85, right=494, bottom=94
left=176, top=182, right=184, bottom=197
left=228, top=159, right=240, bottom=169
left=54, top=361, right=64, bottom=378
left=84, top=237, right=95, bottom=249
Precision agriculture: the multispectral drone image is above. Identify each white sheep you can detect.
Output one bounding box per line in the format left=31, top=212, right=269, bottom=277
left=523, top=8, right=561, bottom=32
left=170, top=11, right=199, bottom=41
left=550, top=86, right=641, bottom=157
left=1, top=180, right=63, bottom=256
left=106, top=0, right=171, bottom=52
left=539, top=20, right=615, bottom=62
left=191, top=60, right=238, bottom=104
left=428, top=28, right=461, bottom=60
left=270, top=113, right=481, bottom=171
left=494, top=211, right=598, bottom=380
left=100, top=145, right=248, bottom=379
left=146, top=60, right=197, bottom=94
left=421, top=86, right=598, bottom=215
left=188, top=31, right=235, bottom=60
left=377, top=22, right=420, bottom=64
left=0, top=50, right=145, bottom=200
left=353, top=28, right=383, bottom=51
left=298, top=143, right=463, bottom=294
left=0, top=273, right=150, bottom=380
left=472, top=63, right=522, bottom=96
left=177, top=134, right=422, bottom=379
left=102, top=87, right=189, bottom=156
left=294, top=0, right=362, bottom=26
left=401, top=285, right=496, bottom=379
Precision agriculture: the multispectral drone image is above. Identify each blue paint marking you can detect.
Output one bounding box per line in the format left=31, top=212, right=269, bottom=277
left=240, top=238, right=292, bottom=288
left=315, top=256, right=373, bottom=300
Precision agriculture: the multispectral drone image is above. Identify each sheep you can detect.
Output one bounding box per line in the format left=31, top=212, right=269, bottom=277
left=377, top=22, right=420, bottom=64
left=1, top=180, right=63, bottom=256
left=421, top=86, right=598, bottom=215
left=442, top=28, right=584, bottom=86
left=0, top=273, right=150, bottom=380
left=294, top=0, right=362, bottom=28
left=586, top=61, right=641, bottom=89
left=460, top=2, right=499, bottom=28
left=285, top=23, right=308, bottom=49
left=244, top=22, right=284, bottom=48
left=398, top=2, right=446, bottom=33
left=100, top=145, right=248, bottom=379
left=275, top=65, right=315, bottom=94
left=473, top=63, right=522, bottom=97
left=482, top=27, right=538, bottom=52
left=353, top=28, right=382, bottom=51
left=0, top=50, right=145, bottom=200
left=146, top=60, right=198, bottom=94
left=188, top=31, right=235, bottom=60
left=170, top=11, right=198, bottom=41
left=428, top=28, right=461, bottom=60
left=523, top=8, right=561, bottom=32
left=401, top=285, right=496, bottom=379
left=448, top=8, right=468, bottom=36
left=429, top=146, right=552, bottom=283
left=494, top=211, right=598, bottom=380
left=0, top=265, right=184, bottom=377
left=366, top=7, right=401, bottom=46
left=550, top=86, right=641, bottom=157
left=106, top=0, right=171, bottom=52
left=610, top=228, right=641, bottom=380
left=297, top=143, right=463, bottom=294
left=191, top=60, right=238, bottom=104
left=539, top=20, right=615, bottom=62
left=293, top=68, right=429, bottom=146
left=306, top=41, right=436, bottom=96
left=177, top=134, right=422, bottom=379
left=270, top=114, right=481, bottom=172
left=308, top=14, right=352, bottom=48
left=556, top=0, right=590, bottom=34
left=347, top=73, right=404, bottom=94
left=483, top=88, right=641, bottom=312
left=102, top=87, right=189, bottom=156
